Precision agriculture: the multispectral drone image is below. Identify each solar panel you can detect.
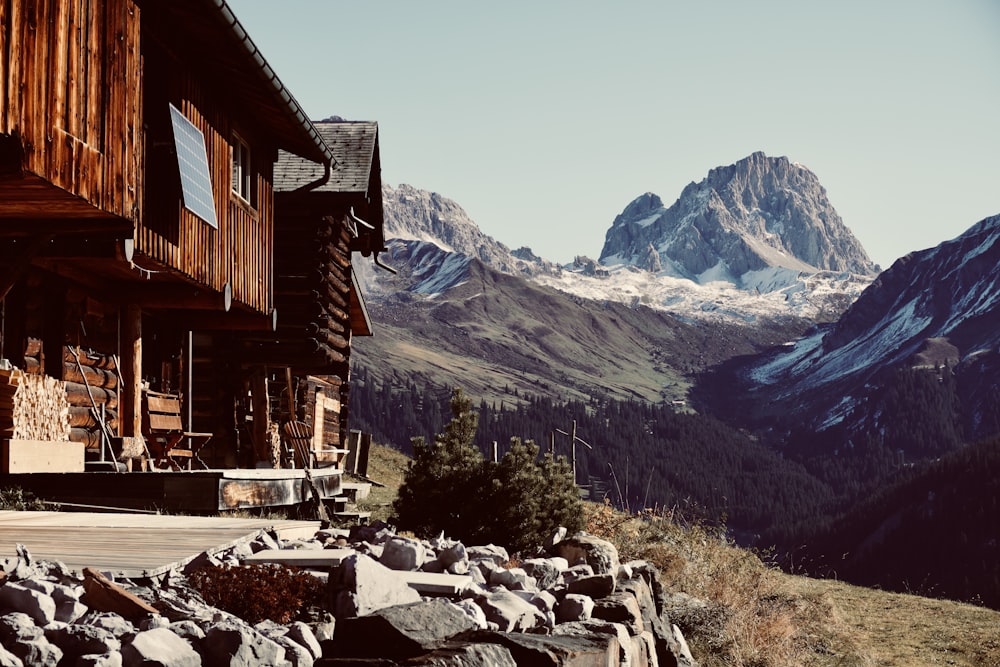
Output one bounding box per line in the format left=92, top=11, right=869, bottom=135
left=169, top=103, right=218, bottom=228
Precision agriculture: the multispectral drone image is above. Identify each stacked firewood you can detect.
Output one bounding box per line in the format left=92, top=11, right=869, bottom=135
left=63, top=346, right=119, bottom=449
left=0, top=367, right=72, bottom=441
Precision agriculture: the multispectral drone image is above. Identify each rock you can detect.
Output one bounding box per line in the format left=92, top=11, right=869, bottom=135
left=286, top=621, right=322, bottom=660
left=520, top=558, right=562, bottom=590
left=249, top=531, right=282, bottom=553
left=328, top=599, right=476, bottom=661
left=466, top=544, right=509, bottom=566
left=274, top=635, right=313, bottom=667
left=555, top=594, right=594, bottom=623
left=405, top=641, right=517, bottom=666
left=0, top=645, right=19, bottom=667
left=549, top=533, right=620, bottom=575
left=43, top=624, right=120, bottom=661
left=0, top=612, right=63, bottom=666
left=455, top=599, right=488, bottom=630
left=81, top=569, right=159, bottom=622
left=328, top=554, right=421, bottom=618
left=202, top=620, right=286, bottom=666
left=121, top=627, right=200, bottom=667
left=0, top=582, right=57, bottom=626
left=181, top=550, right=223, bottom=577
left=77, top=653, right=124, bottom=667
left=348, top=520, right=395, bottom=545
left=477, top=589, right=546, bottom=632
left=436, top=541, right=467, bottom=569
left=488, top=567, right=535, bottom=591
left=592, top=593, right=645, bottom=635
left=672, top=623, right=697, bottom=667
left=169, top=619, right=205, bottom=642
left=464, top=629, right=620, bottom=666
left=78, top=611, right=136, bottom=638
left=544, top=526, right=568, bottom=550
left=566, top=573, right=616, bottom=599
left=561, top=563, right=595, bottom=585
left=552, top=620, right=636, bottom=666
left=379, top=536, right=426, bottom=571
left=529, top=590, right=557, bottom=614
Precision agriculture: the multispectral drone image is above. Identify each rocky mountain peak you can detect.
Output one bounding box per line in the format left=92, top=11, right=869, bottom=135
left=600, top=153, right=877, bottom=287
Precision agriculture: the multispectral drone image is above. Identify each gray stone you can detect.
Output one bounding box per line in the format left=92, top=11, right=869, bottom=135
left=477, top=589, right=546, bottom=632
left=455, top=599, right=488, bottom=630
left=592, top=593, right=645, bottom=635
left=405, top=641, right=517, bottom=666
left=77, top=653, right=124, bottom=667
left=274, top=635, right=313, bottom=667
left=567, top=573, right=616, bottom=598
left=328, top=598, right=476, bottom=661
left=550, top=533, right=620, bottom=575
left=466, top=544, right=509, bottom=566
left=43, top=624, right=120, bottom=661
left=348, top=520, right=396, bottom=545
left=122, top=627, right=200, bottom=667
left=521, top=558, right=562, bottom=590
left=462, top=629, right=619, bottom=666
left=139, top=615, right=171, bottom=631
left=488, top=567, right=535, bottom=591
left=0, top=644, right=19, bottom=667
left=79, top=611, right=136, bottom=638
left=286, top=621, right=322, bottom=660
left=561, top=563, right=595, bottom=585
left=544, top=526, right=568, bottom=550
left=0, top=582, right=57, bottom=626
left=530, top=590, right=557, bottom=614
left=202, top=620, right=286, bottom=666
left=0, top=612, right=62, bottom=667
left=672, top=623, right=697, bottom=667
left=169, top=619, right=205, bottom=641
left=552, top=620, right=636, bottom=666
left=436, top=542, right=468, bottom=569
left=379, top=536, right=426, bottom=571
left=249, top=531, right=282, bottom=553
left=328, top=554, right=421, bottom=618
left=555, top=594, right=594, bottom=623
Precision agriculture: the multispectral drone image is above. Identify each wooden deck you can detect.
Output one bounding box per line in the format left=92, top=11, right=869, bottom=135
left=0, top=467, right=343, bottom=512
left=0, top=511, right=320, bottom=579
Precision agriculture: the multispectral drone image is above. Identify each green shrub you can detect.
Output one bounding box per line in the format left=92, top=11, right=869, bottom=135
left=188, top=563, right=324, bottom=624
left=392, top=388, right=584, bottom=554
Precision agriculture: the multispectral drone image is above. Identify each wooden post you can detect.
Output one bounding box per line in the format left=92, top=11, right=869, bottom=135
left=492, top=440, right=498, bottom=463
left=548, top=431, right=554, bottom=455
left=357, top=432, right=372, bottom=477
left=121, top=304, right=142, bottom=437
left=251, top=370, right=270, bottom=466
left=570, top=420, right=577, bottom=484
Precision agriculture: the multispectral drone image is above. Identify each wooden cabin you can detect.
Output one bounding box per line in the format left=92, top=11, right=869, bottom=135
left=224, top=120, right=386, bottom=469
left=0, top=0, right=368, bottom=483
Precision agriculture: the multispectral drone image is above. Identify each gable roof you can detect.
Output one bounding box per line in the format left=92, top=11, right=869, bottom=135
left=139, top=0, right=332, bottom=164
left=274, top=121, right=378, bottom=193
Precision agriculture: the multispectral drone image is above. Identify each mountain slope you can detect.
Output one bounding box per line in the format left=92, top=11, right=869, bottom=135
left=725, top=213, right=1000, bottom=443
left=600, top=152, right=877, bottom=286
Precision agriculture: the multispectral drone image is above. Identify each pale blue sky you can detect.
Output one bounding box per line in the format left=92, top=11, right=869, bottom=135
left=229, top=0, right=1000, bottom=269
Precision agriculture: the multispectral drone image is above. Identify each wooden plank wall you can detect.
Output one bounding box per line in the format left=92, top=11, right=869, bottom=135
left=1, top=0, right=140, bottom=219
left=135, top=85, right=275, bottom=315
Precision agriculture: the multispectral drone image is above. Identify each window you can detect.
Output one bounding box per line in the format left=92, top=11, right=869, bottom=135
left=232, top=134, right=254, bottom=206
left=168, top=104, right=218, bottom=228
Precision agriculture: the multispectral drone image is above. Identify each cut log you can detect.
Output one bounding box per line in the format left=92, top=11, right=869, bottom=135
left=65, top=381, right=118, bottom=409
left=63, top=362, right=119, bottom=389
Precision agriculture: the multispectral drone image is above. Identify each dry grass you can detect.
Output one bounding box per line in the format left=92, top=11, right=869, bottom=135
left=361, top=444, right=1000, bottom=667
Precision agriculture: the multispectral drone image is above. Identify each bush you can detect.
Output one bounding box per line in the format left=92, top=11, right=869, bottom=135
left=188, top=563, right=325, bottom=624
left=392, top=388, right=584, bottom=554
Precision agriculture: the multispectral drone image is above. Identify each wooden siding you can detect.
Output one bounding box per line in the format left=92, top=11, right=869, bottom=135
left=0, top=0, right=140, bottom=221
left=135, top=74, right=275, bottom=314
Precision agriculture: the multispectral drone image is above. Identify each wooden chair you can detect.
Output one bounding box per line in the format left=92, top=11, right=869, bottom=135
left=143, top=390, right=212, bottom=470
left=282, top=420, right=314, bottom=469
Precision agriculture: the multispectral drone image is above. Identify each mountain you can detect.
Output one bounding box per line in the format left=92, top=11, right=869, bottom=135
left=600, top=152, right=877, bottom=287
left=715, top=213, right=1000, bottom=448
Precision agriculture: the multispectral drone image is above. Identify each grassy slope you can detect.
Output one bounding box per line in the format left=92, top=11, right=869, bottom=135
left=362, top=442, right=1000, bottom=667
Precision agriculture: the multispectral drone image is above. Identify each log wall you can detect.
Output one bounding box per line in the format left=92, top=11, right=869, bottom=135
left=0, top=0, right=141, bottom=219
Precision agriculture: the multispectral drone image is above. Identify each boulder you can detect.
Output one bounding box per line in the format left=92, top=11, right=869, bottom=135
left=348, top=520, right=396, bottom=545
left=0, top=645, right=19, bottom=667
left=202, top=620, right=286, bottom=666
left=77, top=653, right=124, bottom=667
left=0, top=582, right=57, bottom=626
left=466, top=544, right=509, bottom=566
left=43, top=624, right=120, bottom=662
left=0, top=612, right=63, bottom=666
left=78, top=611, right=136, bottom=638
left=592, top=593, right=645, bottom=635
left=567, top=573, right=616, bottom=599
left=121, top=627, right=200, bottom=667
left=555, top=594, right=594, bottom=623
left=328, top=554, right=421, bottom=618
left=328, top=599, right=477, bottom=661
left=488, top=567, right=535, bottom=591
left=405, top=641, right=517, bottom=666
left=274, top=635, right=313, bottom=667
left=476, top=589, right=547, bottom=632
left=379, top=537, right=426, bottom=571
left=436, top=542, right=468, bottom=570
left=521, top=558, right=563, bottom=590
left=286, top=621, right=322, bottom=660
left=464, top=629, right=620, bottom=666
left=549, top=533, right=620, bottom=575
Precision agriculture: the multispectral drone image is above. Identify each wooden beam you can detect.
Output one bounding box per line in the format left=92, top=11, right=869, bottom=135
left=124, top=283, right=232, bottom=312
left=154, top=308, right=277, bottom=332
left=121, top=304, right=141, bottom=438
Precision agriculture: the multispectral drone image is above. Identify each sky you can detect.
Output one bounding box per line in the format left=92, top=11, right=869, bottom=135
left=228, top=0, right=1000, bottom=270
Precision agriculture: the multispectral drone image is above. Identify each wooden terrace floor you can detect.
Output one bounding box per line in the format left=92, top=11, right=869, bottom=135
left=0, top=511, right=320, bottom=579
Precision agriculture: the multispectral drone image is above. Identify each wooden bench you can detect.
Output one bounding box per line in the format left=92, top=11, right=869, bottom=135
left=143, top=390, right=212, bottom=470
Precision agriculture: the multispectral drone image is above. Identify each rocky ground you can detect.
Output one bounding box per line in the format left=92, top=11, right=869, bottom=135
left=0, top=520, right=698, bottom=666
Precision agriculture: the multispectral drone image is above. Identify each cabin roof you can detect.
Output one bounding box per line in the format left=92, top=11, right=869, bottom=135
left=274, top=121, right=379, bottom=194
left=139, top=0, right=332, bottom=165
